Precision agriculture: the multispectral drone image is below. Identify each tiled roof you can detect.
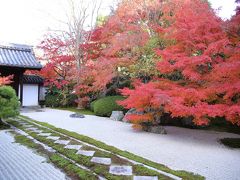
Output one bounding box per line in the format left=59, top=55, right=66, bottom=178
left=0, top=43, right=42, bottom=69
left=23, top=75, right=44, bottom=84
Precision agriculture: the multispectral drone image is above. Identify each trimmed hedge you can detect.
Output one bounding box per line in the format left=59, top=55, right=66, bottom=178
left=92, top=96, right=125, bottom=117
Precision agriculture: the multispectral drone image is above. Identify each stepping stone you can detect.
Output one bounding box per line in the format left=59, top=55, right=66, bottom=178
left=133, top=176, right=158, bottom=180
left=109, top=166, right=132, bottom=176
left=64, top=145, right=82, bottom=150
left=26, top=135, right=34, bottom=140
left=38, top=133, right=52, bottom=137
left=46, top=136, right=60, bottom=141
left=26, top=127, right=39, bottom=131
left=54, top=140, right=70, bottom=145
left=91, top=157, right=111, bottom=165
left=77, top=150, right=95, bottom=157
left=32, top=129, right=43, bottom=133
left=22, top=124, right=33, bottom=126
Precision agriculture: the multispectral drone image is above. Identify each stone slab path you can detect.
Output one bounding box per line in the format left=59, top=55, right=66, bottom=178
left=22, top=108, right=240, bottom=180
left=12, top=118, right=167, bottom=180
left=0, top=130, right=67, bottom=180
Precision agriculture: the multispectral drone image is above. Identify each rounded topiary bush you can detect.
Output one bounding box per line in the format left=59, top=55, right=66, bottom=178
left=93, top=96, right=125, bottom=117
left=0, top=86, right=20, bottom=120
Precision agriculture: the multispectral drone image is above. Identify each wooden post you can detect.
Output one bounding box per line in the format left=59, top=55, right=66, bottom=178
left=19, top=73, right=23, bottom=106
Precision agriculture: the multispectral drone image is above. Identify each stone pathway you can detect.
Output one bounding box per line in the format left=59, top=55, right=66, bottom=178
left=0, top=130, right=67, bottom=180
left=22, top=108, right=240, bottom=180
left=13, top=118, right=174, bottom=180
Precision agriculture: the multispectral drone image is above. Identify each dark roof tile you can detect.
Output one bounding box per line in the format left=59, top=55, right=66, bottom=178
left=23, top=75, right=44, bottom=84
left=0, top=43, right=42, bottom=69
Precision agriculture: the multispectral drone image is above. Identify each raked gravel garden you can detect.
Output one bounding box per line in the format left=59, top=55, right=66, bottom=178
left=1, top=108, right=240, bottom=180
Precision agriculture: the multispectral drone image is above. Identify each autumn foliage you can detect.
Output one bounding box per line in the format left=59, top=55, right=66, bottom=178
left=119, top=0, right=240, bottom=127
left=0, top=75, right=12, bottom=86
left=39, top=0, right=240, bottom=128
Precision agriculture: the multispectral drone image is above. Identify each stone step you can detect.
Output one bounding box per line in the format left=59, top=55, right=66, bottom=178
left=26, top=127, right=39, bottom=131
left=109, top=165, right=132, bottom=176
left=32, top=129, right=43, bottom=133
left=133, top=176, right=158, bottom=180
left=54, top=140, right=70, bottom=145
left=91, top=157, right=111, bottom=165
left=22, top=125, right=34, bottom=128
left=77, top=150, right=95, bottom=157
left=64, top=145, right=82, bottom=150
left=38, top=133, right=52, bottom=137
left=46, top=136, right=60, bottom=141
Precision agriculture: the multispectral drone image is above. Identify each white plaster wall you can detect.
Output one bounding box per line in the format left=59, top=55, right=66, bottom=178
left=22, top=84, right=39, bottom=106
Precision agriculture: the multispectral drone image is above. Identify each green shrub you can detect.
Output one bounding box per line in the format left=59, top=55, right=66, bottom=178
left=0, top=86, right=20, bottom=119
left=90, top=100, right=97, bottom=111
left=93, top=96, right=125, bottom=117
left=45, top=94, right=61, bottom=107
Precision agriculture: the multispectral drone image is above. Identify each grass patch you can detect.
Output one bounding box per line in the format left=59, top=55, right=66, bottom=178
left=220, top=138, right=240, bottom=148
left=15, top=135, right=40, bottom=149
left=53, top=107, right=95, bottom=115
left=18, top=115, right=204, bottom=180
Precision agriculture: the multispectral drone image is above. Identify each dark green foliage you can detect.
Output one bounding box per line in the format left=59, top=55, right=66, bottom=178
left=220, top=138, right=240, bottom=148
left=45, top=94, right=61, bottom=107
left=0, top=86, right=19, bottom=119
left=45, top=85, right=77, bottom=108
left=93, top=96, right=125, bottom=117
left=0, top=120, right=10, bottom=130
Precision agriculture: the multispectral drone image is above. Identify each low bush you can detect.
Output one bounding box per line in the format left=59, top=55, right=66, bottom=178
left=93, top=96, right=125, bottom=117
left=0, top=86, right=19, bottom=120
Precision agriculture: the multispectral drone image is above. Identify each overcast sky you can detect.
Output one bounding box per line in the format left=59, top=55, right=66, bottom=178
left=0, top=0, right=237, bottom=46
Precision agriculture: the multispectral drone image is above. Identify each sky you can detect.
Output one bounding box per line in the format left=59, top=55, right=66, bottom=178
left=0, top=0, right=237, bottom=46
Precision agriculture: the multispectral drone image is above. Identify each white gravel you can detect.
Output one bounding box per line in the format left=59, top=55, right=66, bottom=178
left=0, top=130, right=67, bottom=180
left=22, top=108, right=240, bottom=180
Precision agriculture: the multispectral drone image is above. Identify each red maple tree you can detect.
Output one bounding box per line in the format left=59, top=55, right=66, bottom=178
left=119, top=0, right=240, bottom=128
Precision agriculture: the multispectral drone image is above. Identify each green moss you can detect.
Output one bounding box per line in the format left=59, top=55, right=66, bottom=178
left=220, top=138, right=240, bottom=148
left=18, top=115, right=204, bottom=180
left=50, top=154, right=97, bottom=180
left=93, top=96, right=125, bottom=117
left=15, top=135, right=39, bottom=149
